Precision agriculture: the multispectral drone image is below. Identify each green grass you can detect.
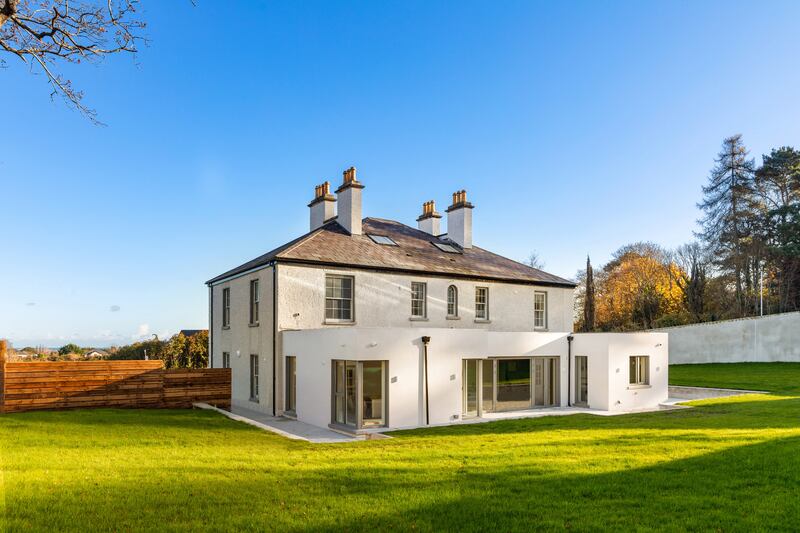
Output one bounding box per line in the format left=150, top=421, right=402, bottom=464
left=670, top=362, right=800, bottom=395
left=2, top=364, right=799, bottom=531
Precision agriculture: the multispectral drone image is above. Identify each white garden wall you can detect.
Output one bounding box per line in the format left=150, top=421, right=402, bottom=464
left=656, top=312, right=800, bottom=364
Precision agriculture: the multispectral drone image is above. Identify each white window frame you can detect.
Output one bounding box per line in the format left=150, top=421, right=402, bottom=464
left=534, top=291, right=547, bottom=330
left=475, top=286, right=489, bottom=320
left=447, top=285, right=458, bottom=317
left=249, top=279, right=259, bottom=325
left=629, top=355, right=650, bottom=386
left=250, top=354, right=260, bottom=401
left=325, top=275, right=355, bottom=323
left=411, top=282, right=427, bottom=318
left=222, top=287, right=231, bottom=328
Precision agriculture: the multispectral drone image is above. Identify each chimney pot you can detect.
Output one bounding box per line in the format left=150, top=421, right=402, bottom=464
left=446, top=189, right=474, bottom=248
left=336, top=166, right=364, bottom=235
left=309, top=180, right=336, bottom=231
left=417, top=200, right=442, bottom=235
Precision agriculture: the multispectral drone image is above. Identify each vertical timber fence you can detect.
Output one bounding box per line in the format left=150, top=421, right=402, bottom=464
left=0, top=342, right=230, bottom=414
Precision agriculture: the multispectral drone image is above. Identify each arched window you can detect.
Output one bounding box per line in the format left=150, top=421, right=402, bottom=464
left=447, top=285, right=458, bottom=317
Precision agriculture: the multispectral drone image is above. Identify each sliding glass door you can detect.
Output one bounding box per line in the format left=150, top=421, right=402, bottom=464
left=496, top=359, right=532, bottom=411
left=332, top=360, right=386, bottom=429
left=533, top=357, right=559, bottom=407
left=463, top=356, right=560, bottom=416
left=361, top=361, right=385, bottom=427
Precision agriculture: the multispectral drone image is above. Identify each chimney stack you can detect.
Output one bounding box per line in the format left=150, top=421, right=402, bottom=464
left=446, top=189, right=474, bottom=248
left=308, top=181, right=336, bottom=231
left=416, top=200, right=442, bottom=236
left=336, top=166, right=364, bottom=235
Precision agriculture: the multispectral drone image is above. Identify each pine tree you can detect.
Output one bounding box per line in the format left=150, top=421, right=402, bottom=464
left=697, top=134, right=757, bottom=316
left=754, top=147, right=800, bottom=312
left=583, top=256, right=596, bottom=332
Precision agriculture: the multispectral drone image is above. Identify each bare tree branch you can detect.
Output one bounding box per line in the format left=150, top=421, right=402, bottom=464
left=1, top=0, right=145, bottom=124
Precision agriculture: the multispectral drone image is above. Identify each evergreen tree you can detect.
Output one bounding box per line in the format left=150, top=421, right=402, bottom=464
left=583, top=256, right=596, bottom=331
left=697, top=134, right=757, bottom=316
left=754, top=147, right=800, bottom=312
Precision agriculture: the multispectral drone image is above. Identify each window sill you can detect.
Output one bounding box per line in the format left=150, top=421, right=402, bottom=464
left=249, top=397, right=260, bottom=403
left=534, top=327, right=548, bottom=332
left=409, top=317, right=429, bottom=322
left=221, top=326, right=231, bottom=330
left=249, top=322, right=259, bottom=328
left=474, top=319, right=491, bottom=324
left=324, top=320, right=356, bottom=326
left=627, top=384, right=651, bottom=390
left=446, top=315, right=460, bottom=320
left=282, top=411, right=297, bottom=419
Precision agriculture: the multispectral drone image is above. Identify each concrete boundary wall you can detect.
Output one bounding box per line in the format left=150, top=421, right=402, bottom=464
left=656, top=312, right=800, bottom=364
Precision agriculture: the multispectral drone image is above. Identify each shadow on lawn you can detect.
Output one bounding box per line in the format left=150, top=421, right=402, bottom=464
left=5, top=434, right=799, bottom=531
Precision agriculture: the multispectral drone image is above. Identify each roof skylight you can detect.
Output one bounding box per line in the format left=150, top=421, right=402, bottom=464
left=367, top=234, right=398, bottom=246
left=433, top=242, right=461, bottom=254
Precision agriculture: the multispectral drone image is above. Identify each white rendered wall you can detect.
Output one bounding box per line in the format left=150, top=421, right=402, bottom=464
left=211, top=262, right=576, bottom=416
left=655, top=312, right=800, bottom=364
left=277, top=264, right=575, bottom=333
left=571, top=332, right=669, bottom=412
left=282, top=328, right=571, bottom=429
left=210, top=266, right=275, bottom=415
left=283, top=328, right=668, bottom=430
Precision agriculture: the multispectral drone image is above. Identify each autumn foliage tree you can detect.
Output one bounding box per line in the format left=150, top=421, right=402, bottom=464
left=110, top=331, right=208, bottom=369
left=575, top=243, right=684, bottom=331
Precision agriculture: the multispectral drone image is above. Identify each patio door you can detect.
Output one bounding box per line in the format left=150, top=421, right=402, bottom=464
left=575, top=356, right=588, bottom=406
left=496, top=358, right=532, bottom=411
left=533, top=357, right=560, bottom=407
left=462, top=359, right=480, bottom=418
left=333, top=360, right=357, bottom=426
left=332, top=360, right=386, bottom=429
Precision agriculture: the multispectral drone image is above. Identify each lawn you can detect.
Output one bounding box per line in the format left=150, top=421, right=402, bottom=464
left=1, top=364, right=799, bottom=531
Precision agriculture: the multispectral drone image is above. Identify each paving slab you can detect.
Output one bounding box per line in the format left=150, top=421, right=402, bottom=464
left=194, top=403, right=363, bottom=443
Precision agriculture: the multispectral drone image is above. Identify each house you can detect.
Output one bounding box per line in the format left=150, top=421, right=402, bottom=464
left=83, top=349, right=109, bottom=358
left=206, top=168, right=668, bottom=433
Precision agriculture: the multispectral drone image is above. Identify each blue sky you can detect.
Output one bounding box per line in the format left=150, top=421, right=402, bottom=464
left=3, top=1, right=799, bottom=347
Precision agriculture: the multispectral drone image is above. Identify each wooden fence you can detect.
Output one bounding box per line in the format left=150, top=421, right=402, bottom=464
left=0, top=342, right=230, bottom=414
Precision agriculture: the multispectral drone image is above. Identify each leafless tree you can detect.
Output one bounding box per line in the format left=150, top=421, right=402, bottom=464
left=524, top=251, right=545, bottom=270
left=671, top=242, right=710, bottom=322
left=1, top=0, right=145, bottom=123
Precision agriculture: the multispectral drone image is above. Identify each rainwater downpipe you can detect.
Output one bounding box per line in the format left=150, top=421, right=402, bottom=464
left=421, top=336, right=431, bottom=425
left=567, top=334, right=574, bottom=407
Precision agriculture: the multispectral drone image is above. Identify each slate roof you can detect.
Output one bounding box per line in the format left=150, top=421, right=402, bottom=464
left=206, top=217, right=576, bottom=287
